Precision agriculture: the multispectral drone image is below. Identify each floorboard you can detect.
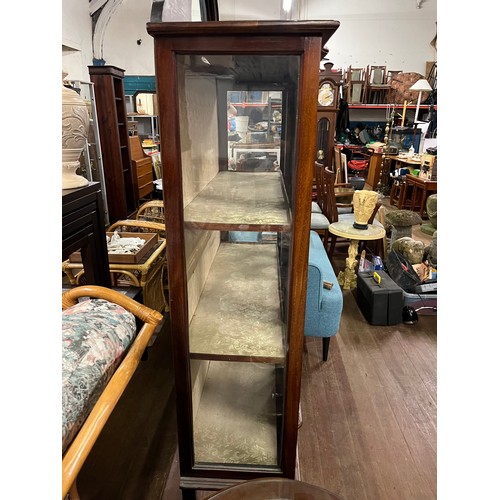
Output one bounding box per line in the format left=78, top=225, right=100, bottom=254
left=299, top=290, right=436, bottom=500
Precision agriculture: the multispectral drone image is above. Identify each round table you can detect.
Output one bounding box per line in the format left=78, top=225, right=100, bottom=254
left=329, top=221, right=386, bottom=290
left=205, top=477, right=344, bottom=499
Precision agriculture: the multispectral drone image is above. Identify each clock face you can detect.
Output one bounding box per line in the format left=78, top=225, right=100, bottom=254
left=318, top=82, right=334, bottom=106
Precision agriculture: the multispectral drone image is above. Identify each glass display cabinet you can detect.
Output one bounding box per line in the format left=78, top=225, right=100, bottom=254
left=147, top=20, right=339, bottom=498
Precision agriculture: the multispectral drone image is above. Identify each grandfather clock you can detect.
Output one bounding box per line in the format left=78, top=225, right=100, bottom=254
left=316, top=62, right=342, bottom=168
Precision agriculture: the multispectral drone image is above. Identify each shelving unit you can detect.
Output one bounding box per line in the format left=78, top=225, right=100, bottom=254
left=148, top=19, right=340, bottom=499
left=349, top=103, right=435, bottom=126
left=89, top=65, right=137, bottom=222
left=127, top=114, right=160, bottom=142
left=66, top=79, right=109, bottom=225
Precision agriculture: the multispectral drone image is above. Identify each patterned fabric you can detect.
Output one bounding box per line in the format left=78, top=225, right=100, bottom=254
left=62, top=299, right=136, bottom=454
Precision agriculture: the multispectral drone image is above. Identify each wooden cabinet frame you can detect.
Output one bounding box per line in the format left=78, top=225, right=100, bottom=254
left=147, top=20, right=339, bottom=498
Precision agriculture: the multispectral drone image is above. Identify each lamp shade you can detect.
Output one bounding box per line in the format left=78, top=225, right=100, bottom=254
left=409, top=79, right=432, bottom=92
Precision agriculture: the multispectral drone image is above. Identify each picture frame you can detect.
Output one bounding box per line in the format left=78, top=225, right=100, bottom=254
left=341, top=152, right=348, bottom=183
left=149, top=151, right=162, bottom=179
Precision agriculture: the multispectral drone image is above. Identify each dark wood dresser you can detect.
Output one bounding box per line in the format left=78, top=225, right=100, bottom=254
left=62, top=182, right=111, bottom=287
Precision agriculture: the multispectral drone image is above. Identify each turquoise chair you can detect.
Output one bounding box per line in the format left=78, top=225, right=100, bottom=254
left=304, top=231, right=343, bottom=361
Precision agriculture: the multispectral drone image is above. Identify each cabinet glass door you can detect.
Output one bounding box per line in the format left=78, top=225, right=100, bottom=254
left=176, top=52, right=299, bottom=470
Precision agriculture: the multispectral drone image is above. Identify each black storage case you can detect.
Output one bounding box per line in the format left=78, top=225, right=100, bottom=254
left=356, top=270, right=403, bottom=325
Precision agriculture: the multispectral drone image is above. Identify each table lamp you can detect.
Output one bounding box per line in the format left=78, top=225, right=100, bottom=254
left=409, top=78, right=432, bottom=124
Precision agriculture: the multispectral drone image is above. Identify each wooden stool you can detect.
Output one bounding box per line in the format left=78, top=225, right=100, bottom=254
left=405, top=174, right=438, bottom=218
left=390, top=180, right=405, bottom=207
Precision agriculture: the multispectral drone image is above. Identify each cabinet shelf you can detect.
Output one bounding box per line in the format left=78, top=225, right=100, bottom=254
left=189, top=243, right=285, bottom=363
left=128, top=114, right=158, bottom=118
left=349, top=104, right=436, bottom=110
left=184, top=172, right=290, bottom=231
left=193, top=360, right=279, bottom=466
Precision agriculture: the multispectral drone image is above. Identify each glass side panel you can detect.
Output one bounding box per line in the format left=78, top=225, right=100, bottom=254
left=191, top=360, right=284, bottom=467
left=176, top=53, right=299, bottom=470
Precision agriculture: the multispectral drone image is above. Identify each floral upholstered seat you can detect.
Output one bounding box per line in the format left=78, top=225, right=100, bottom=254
left=62, top=298, right=136, bottom=453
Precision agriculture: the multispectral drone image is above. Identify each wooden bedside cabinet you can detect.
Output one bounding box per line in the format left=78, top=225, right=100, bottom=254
left=130, top=135, right=154, bottom=201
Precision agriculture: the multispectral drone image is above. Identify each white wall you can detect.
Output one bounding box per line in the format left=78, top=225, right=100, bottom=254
left=101, top=0, right=156, bottom=75
left=64, top=0, right=436, bottom=78
left=303, top=0, right=437, bottom=75
left=62, top=0, right=94, bottom=81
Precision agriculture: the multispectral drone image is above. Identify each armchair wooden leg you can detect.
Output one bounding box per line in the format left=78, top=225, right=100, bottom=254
left=322, top=337, right=331, bottom=361
left=327, top=235, right=338, bottom=262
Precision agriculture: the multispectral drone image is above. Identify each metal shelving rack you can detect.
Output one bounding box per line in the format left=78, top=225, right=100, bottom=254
left=68, top=79, right=109, bottom=225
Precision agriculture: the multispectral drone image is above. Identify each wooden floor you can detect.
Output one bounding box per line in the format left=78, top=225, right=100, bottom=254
left=300, top=292, right=436, bottom=500
left=74, top=194, right=437, bottom=500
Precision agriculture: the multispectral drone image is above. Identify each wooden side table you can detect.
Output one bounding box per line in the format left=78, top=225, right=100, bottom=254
left=329, top=221, right=386, bottom=290
left=404, top=174, right=437, bottom=217
left=62, top=182, right=111, bottom=288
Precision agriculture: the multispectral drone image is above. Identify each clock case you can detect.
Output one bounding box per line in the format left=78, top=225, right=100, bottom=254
left=316, top=62, right=343, bottom=167
left=147, top=20, right=339, bottom=498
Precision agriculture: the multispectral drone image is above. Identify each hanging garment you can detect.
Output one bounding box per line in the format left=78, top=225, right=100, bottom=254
left=336, top=98, right=350, bottom=140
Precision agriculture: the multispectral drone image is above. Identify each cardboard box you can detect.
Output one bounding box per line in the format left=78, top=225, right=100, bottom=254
left=69, top=232, right=158, bottom=264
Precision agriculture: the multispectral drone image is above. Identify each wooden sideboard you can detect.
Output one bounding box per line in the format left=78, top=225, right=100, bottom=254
left=402, top=174, right=437, bottom=217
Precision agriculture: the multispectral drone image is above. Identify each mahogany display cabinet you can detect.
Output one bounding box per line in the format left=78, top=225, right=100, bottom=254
left=147, top=20, right=339, bottom=499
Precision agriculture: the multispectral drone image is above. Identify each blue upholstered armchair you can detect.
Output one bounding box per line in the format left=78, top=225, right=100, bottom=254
left=304, top=231, right=343, bottom=361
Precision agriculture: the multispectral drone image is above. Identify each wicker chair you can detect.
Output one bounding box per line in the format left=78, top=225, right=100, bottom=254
left=136, top=200, right=165, bottom=226
left=62, top=220, right=169, bottom=313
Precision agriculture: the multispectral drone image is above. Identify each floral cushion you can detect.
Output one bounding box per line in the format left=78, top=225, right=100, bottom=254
left=62, top=299, right=136, bottom=454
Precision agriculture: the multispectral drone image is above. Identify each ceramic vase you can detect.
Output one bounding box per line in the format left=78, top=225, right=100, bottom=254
left=352, top=190, right=379, bottom=229
left=62, top=71, right=89, bottom=189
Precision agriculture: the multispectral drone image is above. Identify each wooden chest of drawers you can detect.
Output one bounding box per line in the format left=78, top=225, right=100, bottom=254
left=130, top=136, right=154, bottom=200
left=135, top=157, right=154, bottom=198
